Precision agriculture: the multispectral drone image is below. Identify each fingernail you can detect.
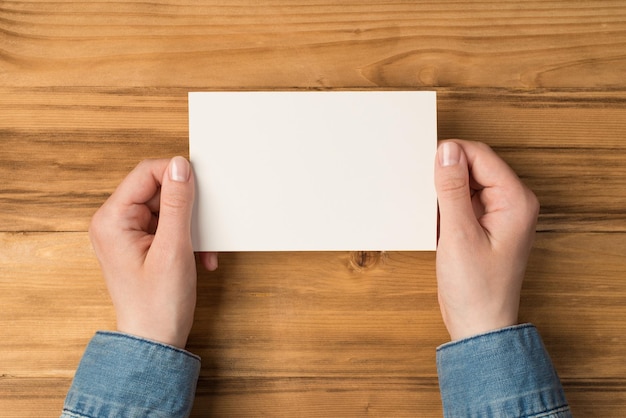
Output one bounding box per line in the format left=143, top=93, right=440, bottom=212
left=210, top=252, right=218, bottom=270
left=440, top=142, right=460, bottom=167
left=170, top=156, right=190, bottom=182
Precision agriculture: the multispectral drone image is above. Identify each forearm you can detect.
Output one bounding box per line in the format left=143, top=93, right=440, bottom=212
left=437, top=324, right=571, bottom=418
left=61, top=331, right=200, bottom=418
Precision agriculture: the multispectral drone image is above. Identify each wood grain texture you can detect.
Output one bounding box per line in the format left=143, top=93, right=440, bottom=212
left=1, top=1, right=626, bottom=88
left=2, top=0, right=626, bottom=416
left=1, top=378, right=69, bottom=418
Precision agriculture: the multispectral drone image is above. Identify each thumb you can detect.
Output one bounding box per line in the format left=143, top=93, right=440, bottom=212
left=155, top=156, right=195, bottom=248
left=434, top=141, right=481, bottom=240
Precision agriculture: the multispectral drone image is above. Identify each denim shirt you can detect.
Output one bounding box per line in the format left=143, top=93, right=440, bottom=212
left=61, top=331, right=200, bottom=418
left=437, top=324, right=571, bottom=417
left=62, top=324, right=570, bottom=417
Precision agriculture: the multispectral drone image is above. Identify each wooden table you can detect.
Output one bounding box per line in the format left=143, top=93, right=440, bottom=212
left=2, top=2, right=626, bottom=416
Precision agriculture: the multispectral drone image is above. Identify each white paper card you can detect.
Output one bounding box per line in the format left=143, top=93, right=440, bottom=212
left=189, top=91, right=437, bottom=251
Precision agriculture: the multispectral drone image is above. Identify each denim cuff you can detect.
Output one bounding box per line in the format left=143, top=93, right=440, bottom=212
left=436, top=324, right=570, bottom=418
left=62, top=331, right=200, bottom=418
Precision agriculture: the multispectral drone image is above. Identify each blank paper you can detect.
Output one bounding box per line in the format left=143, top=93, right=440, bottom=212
left=189, top=91, right=437, bottom=252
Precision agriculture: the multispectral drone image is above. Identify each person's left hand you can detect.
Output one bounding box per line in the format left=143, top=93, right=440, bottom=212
left=89, top=157, right=217, bottom=349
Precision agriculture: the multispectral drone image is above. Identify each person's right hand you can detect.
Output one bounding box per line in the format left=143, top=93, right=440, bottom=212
left=434, top=140, right=540, bottom=341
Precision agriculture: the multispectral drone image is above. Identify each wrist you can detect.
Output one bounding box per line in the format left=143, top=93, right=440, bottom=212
left=116, top=327, right=189, bottom=349
left=447, top=317, right=519, bottom=341
left=116, top=316, right=191, bottom=349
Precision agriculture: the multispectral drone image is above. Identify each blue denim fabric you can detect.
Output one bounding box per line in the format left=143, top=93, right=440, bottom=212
left=437, top=324, right=571, bottom=418
left=62, top=325, right=570, bottom=417
left=61, top=331, right=200, bottom=418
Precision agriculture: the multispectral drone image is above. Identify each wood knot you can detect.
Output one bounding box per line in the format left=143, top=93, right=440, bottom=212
left=418, top=65, right=438, bottom=85
left=349, top=251, right=384, bottom=272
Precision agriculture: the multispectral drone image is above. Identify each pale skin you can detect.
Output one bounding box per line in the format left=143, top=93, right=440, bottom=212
left=89, top=140, right=539, bottom=348
left=435, top=140, right=539, bottom=340
left=89, top=156, right=217, bottom=348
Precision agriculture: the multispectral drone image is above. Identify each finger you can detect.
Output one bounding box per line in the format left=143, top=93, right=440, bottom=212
left=471, top=190, right=486, bottom=220
left=454, top=140, right=521, bottom=190
left=454, top=140, right=539, bottom=242
left=198, top=252, right=219, bottom=271
left=435, top=141, right=482, bottom=240
left=145, top=189, right=162, bottom=214
left=95, top=160, right=168, bottom=237
left=152, top=156, right=195, bottom=249
left=457, top=140, right=538, bottom=220
left=109, top=159, right=170, bottom=207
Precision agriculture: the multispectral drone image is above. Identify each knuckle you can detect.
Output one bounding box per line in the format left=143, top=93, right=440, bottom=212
left=510, top=185, right=540, bottom=225
left=161, top=189, right=189, bottom=212
left=528, top=190, right=540, bottom=215
left=526, top=189, right=541, bottom=221
left=517, top=183, right=539, bottom=210
left=135, top=158, right=154, bottom=170
left=88, top=209, right=104, bottom=241
left=439, top=174, right=469, bottom=196
left=88, top=201, right=121, bottom=245
left=478, top=141, right=493, bottom=153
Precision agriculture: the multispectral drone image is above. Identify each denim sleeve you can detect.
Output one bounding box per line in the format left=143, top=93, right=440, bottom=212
left=436, top=324, right=571, bottom=418
left=61, top=331, right=200, bottom=418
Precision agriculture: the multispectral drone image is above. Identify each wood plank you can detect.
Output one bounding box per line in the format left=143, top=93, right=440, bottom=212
left=0, top=378, right=69, bottom=418
left=0, top=232, right=112, bottom=378
left=2, top=1, right=626, bottom=88
left=192, top=377, right=443, bottom=417
left=523, top=232, right=626, bottom=379
left=563, top=380, right=626, bottom=418
left=2, top=88, right=626, bottom=232
left=193, top=378, right=626, bottom=417
left=195, top=379, right=626, bottom=417
left=189, top=250, right=443, bottom=379
left=499, top=147, right=626, bottom=233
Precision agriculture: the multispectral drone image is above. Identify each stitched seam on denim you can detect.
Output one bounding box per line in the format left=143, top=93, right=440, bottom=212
left=61, top=408, right=95, bottom=418
left=436, top=323, right=535, bottom=351
left=523, top=404, right=571, bottom=418
left=95, top=330, right=200, bottom=361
